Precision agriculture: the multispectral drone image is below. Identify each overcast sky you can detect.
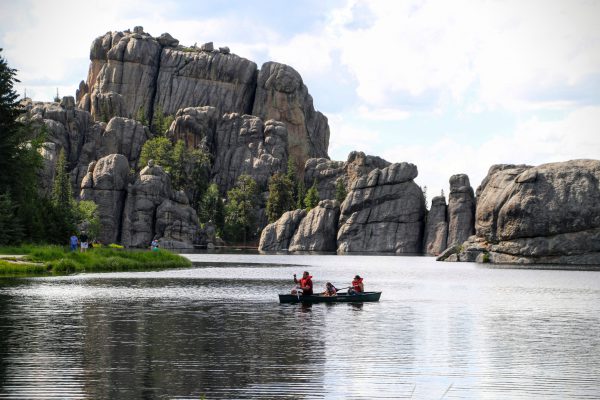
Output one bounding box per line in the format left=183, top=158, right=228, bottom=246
left=1, top=0, right=599, bottom=201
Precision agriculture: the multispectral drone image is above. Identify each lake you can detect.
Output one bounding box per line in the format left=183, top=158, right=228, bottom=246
left=0, top=254, right=599, bottom=399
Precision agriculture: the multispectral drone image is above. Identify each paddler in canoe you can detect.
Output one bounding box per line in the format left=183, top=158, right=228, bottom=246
left=291, top=271, right=313, bottom=296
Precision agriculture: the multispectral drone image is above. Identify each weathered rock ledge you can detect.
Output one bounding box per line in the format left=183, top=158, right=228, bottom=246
left=438, top=160, right=600, bottom=265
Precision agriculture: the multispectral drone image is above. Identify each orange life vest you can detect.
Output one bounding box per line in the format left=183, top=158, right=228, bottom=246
left=352, top=278, right=363, bottom=293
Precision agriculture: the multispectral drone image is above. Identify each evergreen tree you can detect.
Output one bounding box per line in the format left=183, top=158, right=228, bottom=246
left=304, top=179, right=320, bottom=211
left=335, top=178, right=347, bottom=204
left=139, top=136, right=173, bottom=169
left=51, top=149, right=76, bottom=240
left=224, top=175, right=258, bottom=243
left=0, top=193, right=23, bottom=245
left=75, top=200, right=101, bottom=240
left=199, top=183, right=225, bottom=235
left=266, top=173, right=295, bottom=223
left=151, top=106, right=174, bottom=135
left=296, top=179, right=306, bottom=209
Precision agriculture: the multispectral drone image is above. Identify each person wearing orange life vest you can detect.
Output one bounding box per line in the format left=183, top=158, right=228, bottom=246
left=348, top=275, right=364, bottom=295
left=291, top=271, right=313, bottom=296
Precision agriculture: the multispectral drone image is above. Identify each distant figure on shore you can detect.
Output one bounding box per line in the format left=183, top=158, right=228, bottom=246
left=150, top=239, right=159, bottom=252
left=291, top=271, right=313, bottom=295
left=69, top=234, right=78, bottom=252
left=348, top=275, right=364, bottom=295
left=80, top=233, right=89, bottom=252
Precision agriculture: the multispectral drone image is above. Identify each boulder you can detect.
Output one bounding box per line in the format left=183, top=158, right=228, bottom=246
left=155, top=196, right=199, bottom=249
left=447, top=174, right=475, bottom=247
left=445, top=160, right=600, bottom=264
left=80, top=154, right=130, bottom=244
left=121, top=161, right=173, bottom=248
left=423, top=195, right=448, bottom=255
left=157, top=32, right=179, bottom=47
left=258, top=209, right=307, bottom=251
left=252, top=62, right=330, bottom=174
left=337, top=162, right=426, bottom=253
left=100, top=117, right=150, bottom=168
left=166, top=106, right=218, bottom=150
left=212, top=114, right=288, bottom=193
left=289, top=200, right=340, bottom=252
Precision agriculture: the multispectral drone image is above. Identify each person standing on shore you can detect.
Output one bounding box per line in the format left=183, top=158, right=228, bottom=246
left=69, top=234, right=78, bottom=252
left=80, top=233, right=88, bottom=252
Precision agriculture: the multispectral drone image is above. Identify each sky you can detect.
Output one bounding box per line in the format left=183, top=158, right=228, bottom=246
left=1, top=0, right=599, bottom=202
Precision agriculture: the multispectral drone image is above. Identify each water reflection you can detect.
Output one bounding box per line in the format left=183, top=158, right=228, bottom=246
left=0, top=255, right=598, bottom=399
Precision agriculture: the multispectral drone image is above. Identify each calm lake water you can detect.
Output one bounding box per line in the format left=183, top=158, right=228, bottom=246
left=0, top=254, right=599, bottom=399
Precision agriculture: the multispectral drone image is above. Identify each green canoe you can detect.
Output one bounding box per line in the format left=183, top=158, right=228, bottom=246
left=278, top=291, right=382, bottom=304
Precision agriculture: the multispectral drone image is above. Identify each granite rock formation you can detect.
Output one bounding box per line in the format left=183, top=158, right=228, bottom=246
left=446, top=174, right=475, bottom=247
left=337, top=162, right=426, bottom=253
left=212, top=114, right=288, bottom=193
left=423, top=195, right=448, bottom=255
left=288, top=200, right=340, bottom=252
left=252, top=62, right=330, bottom=173
left=303, top=151, right=390, bottom=201
left=439, top=160, right=600, bottom=264
left=77, top=27, right=329, bottom=171
left=258, top=209, right=307, bottom=251
left=80, top=154, right=130, bottom=244
left=121, top=161, right=199, bottom=248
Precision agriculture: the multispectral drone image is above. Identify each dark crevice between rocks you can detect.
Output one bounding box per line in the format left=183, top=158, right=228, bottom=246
left=147, top=44, right=164, bottom=132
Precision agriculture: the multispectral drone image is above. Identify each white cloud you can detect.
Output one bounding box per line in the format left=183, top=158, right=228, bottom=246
left=381, top=106, right=600, bottom=205
left=328, top=113, right=382, bottom=159
left=330, top=0, right=600, bottom=112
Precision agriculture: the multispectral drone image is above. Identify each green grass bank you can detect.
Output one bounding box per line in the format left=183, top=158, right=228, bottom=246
left=0, top=245, right=192, bottom=277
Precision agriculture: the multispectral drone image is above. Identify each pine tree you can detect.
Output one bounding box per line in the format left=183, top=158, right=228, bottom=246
left=296, top=180, right=306, bottom=209
left=335, top=178, right=347, bottom=204
left=51, top=149, right=76, bottom=240
left=0, top=193, right=23, bottom=245
left=199, top=183, right=225, bottom=235
left=304, top=179, right=320, bottom=211
left=224, top=175, right=258, bottom=244
left=266, top=173, right=295, bottom=223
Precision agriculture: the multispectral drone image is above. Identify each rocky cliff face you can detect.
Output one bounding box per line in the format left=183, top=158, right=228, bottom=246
left=423, top=195, right=448, bottom=255
left=303, top=151, right=390, bottom=201
left=77, top=27, right=328, bottom=171
left=337, top=163, right=426, bottom=253
left=447, top=174, right=475, bottom=247
left=439, top=160, right=600, bottom=264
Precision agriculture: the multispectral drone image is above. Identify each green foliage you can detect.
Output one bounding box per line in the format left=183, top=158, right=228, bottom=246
left=304, top=180, right=320, bottom=211
left=139, top=136, right=173, bottom=169
left=335, top=178, right=347, bottom=204
left=151, top=106, right=174, bottom=135
left=266, top=173, right=295, bottom=223
left=75, top=200, right=101, bottom=240
left=50, top=149, right=76, bottom=240
left=0, top=193, right=23, bottom=245
left=139, top=138, right=211, bottom=207
left=482, top=252, right=490, bottom=263
left=224, top=175, right=259, bottom=243
left=135, top=106, right=148, bottom=126
left=0, top=245, right=192, bottom=276
left=199, top=183, right=225, bottom=235
left=296, top=180, right=306, bottom=209
left=108, top=243, right=124, bottom=249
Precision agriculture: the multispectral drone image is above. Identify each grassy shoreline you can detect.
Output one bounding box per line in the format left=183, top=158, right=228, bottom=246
left=0, top=245, right=192, bottom=277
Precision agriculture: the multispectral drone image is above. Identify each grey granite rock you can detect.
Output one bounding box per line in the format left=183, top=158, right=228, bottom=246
left=100, top=117, right=150, bottom=168
left=289, top=200, right=340, bottom=252
left=447, top=174, right=475, bottom=247
left=423, top=195, right=448, bottom=255
left=258, top=209, right=307, bottom=251
left=337, top=162, right=426, bottom=253
left=212, top=113, right=288, bottom=193
left=80, top=154, right=130, bottom=244
left=303, top=151, right=390, bottom=201
left=252, top=62, right=330, bottom=174
left=167, top=106, right=218, bottom=150
left=444, top=160, right=600, bottom=265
